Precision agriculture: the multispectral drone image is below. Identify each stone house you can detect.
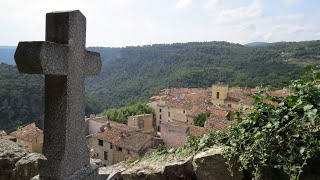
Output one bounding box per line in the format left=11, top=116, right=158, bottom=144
left=85, top=114, right=109, bottom=136
left=127, top=114, right=154, bottom=134
left=148, top=88, right=211, bottom=134
left=9, top=123, right=43, bottom=152
left=211, top=83, right=290, bottom=110
left=93, top=121, right=154, bottom=166
left=161, top=121, right=208, bottom=147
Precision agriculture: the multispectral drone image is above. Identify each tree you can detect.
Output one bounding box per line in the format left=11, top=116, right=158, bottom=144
left=193, top=112, right=211, bottom=127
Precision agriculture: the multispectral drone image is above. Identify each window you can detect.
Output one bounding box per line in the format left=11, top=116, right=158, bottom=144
left=158, top=126, right=161, bottom=132
left=96, top=153, right=99, bottom=157
left=117, top=147, right=122, bottom=151
left=159, top=120, right=162, bottom=124
left=127, top=150, right=130, bottom=154
left=216, top=92, right=220, bottom=99
left=98, top=139, right=103, bottom=146
left=183, top=110, right=185, bottom=114
left=228, top=104, right=232, bottom=108
left=160, top=115, right=162, bottom=119
left=104, top=151, right=108, bottom=160
left=168, top=112, right=170, bottom=117
left=110, top=143, right=113, bottom=149
left=159, top=108, right=162, bottom=112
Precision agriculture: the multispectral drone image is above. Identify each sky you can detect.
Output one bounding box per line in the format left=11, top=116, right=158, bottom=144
left=0, top=0, right=319, bottom=47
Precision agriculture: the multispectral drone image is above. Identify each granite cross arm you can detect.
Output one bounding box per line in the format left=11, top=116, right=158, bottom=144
left=14, top=10, right=101, bottom=180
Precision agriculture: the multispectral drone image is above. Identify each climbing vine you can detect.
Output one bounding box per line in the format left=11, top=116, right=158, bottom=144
left=155, top=66, right=320, bottom=179
left=223, top=66, right=320, bottom=179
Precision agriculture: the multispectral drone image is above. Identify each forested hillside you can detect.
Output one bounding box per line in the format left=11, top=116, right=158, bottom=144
left=87, top=40, right=320, bottom=109
left=1, top=40, right=320, bottom=131
left=0, top=63, right=44, bottom=131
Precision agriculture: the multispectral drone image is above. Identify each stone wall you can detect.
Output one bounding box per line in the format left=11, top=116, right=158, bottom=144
left=0, top=137, right=45, bottom=180
left=98, top=147, right=244, bottom=180
left=160, top=123, right=188, bottom=147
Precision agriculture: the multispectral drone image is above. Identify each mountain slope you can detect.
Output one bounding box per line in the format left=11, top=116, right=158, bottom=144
left=245, top=42, right=271, bottom=47
left=86, top=41, right=320, bottom=109
left=1, top=40, right=320, bottom=131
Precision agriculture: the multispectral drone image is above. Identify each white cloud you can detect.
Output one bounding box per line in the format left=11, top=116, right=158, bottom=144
left=315, top=32, right=320, bottom=36
left=216, top=0, right=263, bottom=25
left=283, top=0, right=303, bottom=5
left=204, top=0, right=223, bottom=10
left=272, top=24, right=313, bottom=34
left=176, top=0, right=194, bottom=9
left=250, top=32, right=272, bottom=41
left=279, top=13, right=304, bottom=20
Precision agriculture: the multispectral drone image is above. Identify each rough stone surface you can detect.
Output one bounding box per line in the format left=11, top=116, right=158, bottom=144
left=12, top=153, right=46, bottom=180
left=0, top=138, right=45, bottom=180
left=92, top=147, right=244, bottom=180
left=0, top=138, right=28, bottom=180
left=98, top=162, right=128, bottom=180
left=14, top=10, right=101, bottom=180
left=121, top=152, right=194, bottom=180
left=193, top=148, right=243, bottom=180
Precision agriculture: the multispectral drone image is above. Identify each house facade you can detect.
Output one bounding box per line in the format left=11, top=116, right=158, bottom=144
left=127, top=114, right=154, bottom=134
left=92, top=121, right=154, bottom=166
left=9, top=123, right=43, bottom=152
left=161, top=121, right=208, bottom=147
left=148, top=88, right=211, bottom=134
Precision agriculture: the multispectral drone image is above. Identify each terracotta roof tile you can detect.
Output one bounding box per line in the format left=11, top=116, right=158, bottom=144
left=94, top=121, right=153, bottom=152
left=9, top=123, right=42, bottom=142
left=205, top=118, right=233, bottom=130
left=151, top=88, right=212, bottom=117
left=162, top=121, right=209, bottom=136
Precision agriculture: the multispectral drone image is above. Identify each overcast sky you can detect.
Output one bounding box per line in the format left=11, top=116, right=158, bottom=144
left=0, top=0, right=319, bottom=47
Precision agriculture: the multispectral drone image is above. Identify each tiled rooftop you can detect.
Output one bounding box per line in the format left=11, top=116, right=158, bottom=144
left=94, top=121, right=153, bottom=152
left=162, top=121, right=209, bottom=136
left=205, top=117, right=233, bottom=130
left=9, top=123, right=43, bottom=142
left=150, top=88, right=212, bottom=117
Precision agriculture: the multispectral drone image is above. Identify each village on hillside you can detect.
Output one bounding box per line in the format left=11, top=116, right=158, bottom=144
left=2, top=83, right=289, bottom=167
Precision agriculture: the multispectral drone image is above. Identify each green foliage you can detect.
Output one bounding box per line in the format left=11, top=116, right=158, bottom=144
left=223, top=66, right=320, bottom=179
left=0, top=63, right=44, bottom=131
left=193, top=112, right=211, bottom=127
left=87, top=41, right=320, bottom=110
left=98, top=102, right=155, bottom=124
left=85, top=95, right=104, bottom=116
left=2, top=41, right=320, bottom=131
left=154, top=67, right=320, bottom=179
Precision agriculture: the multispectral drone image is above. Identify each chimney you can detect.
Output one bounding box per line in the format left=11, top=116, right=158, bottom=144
left=106, top=121, right=111, bottom=129
left=100, top=125, right=106, bottom=132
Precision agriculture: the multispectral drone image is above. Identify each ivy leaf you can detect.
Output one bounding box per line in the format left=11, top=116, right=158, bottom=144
left=299, top=147, right=305, bottom=154
left=303, top=104, right=313, bottom=111
left=306, top=109, right=318, bottom=123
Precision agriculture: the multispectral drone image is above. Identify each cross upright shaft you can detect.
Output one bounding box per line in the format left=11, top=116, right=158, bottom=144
left=14, top=10, right=101, bottom=179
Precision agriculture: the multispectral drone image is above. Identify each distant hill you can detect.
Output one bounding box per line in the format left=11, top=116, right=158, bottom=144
left=245, top=42, right=272, bottom=47
left=87, top=40, right=320, bottom=109
left=1, top=40, right=320, bottom=131
left=0, top=46, right=16, bottom=65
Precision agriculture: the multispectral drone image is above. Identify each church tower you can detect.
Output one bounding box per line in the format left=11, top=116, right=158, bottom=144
left=211, top=83, right=229, bottom=105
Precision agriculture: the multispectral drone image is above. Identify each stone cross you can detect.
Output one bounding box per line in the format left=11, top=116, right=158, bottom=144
left=14, top=10, right=101, bottom=179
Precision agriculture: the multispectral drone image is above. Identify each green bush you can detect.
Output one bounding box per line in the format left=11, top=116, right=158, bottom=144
left=156, top=67, right=320, bottom=180
left=98, top=102, right=155, bottom=124
left=193, top=112, right=211, bottom=127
